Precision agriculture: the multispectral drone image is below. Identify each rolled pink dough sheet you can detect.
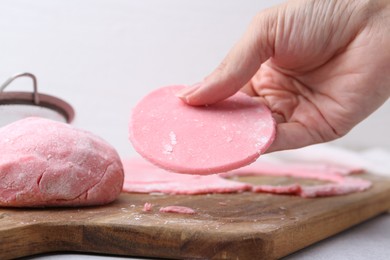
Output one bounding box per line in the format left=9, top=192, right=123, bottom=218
left=129, top=85, right=276, bottom=174
left=122, top=157, right=371, bottom=198
left=122, top=157, right=251, bottom=195
left=0, top=117, right=124, bottom=207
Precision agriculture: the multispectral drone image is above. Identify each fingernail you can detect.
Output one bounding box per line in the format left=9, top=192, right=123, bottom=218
left=175, top=83, right=202, bottom=99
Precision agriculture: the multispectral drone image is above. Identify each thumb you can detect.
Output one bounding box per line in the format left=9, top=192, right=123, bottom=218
left=177, top=10, right=277, bottom=106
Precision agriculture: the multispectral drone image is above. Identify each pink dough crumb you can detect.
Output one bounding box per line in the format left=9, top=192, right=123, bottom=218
left=159, top=206, right=196, bottom=214
left=143, top=202, right=153, bottom=212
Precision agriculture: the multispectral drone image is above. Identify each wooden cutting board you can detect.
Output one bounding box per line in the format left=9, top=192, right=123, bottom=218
left=1, top=174, right=390, bottom=260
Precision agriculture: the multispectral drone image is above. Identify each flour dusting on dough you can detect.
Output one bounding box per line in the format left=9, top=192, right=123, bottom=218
left=163, top=144, right=173, bottom=154
left=169, top=131, right=177, bottom=145
left=163, top=131, right=177, bottom=155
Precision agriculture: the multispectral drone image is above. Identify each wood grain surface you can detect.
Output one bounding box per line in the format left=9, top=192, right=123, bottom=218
left=1, top=174, right=390, bottom=260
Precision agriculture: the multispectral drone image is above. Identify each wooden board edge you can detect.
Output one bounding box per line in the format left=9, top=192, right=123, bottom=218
left=271, top=190, right=390, bottom=259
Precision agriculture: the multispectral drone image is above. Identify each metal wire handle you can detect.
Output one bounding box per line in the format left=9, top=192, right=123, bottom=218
left=0, top=72, right=40, bottom=104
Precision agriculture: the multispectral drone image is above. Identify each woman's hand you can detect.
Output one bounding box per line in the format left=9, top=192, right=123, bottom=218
left=177, top=0, right=390, bottom=152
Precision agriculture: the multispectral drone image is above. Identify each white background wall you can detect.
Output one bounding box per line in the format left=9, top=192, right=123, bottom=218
left=1, top=2, right=390, bottom=260
left=1, top=0, right=389, bottom=157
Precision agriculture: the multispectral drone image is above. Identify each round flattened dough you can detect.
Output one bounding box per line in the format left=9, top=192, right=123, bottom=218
left=0, top=117, right=124, bottom=207
left=129, top=85, right=276, bottom=174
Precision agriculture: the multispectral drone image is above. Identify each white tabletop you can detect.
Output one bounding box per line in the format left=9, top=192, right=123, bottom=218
left=1, top=0, right=389, bottom=259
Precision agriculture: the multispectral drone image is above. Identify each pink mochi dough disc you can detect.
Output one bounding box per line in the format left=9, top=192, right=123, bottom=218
left=129, top=85, right=276, bottom=174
